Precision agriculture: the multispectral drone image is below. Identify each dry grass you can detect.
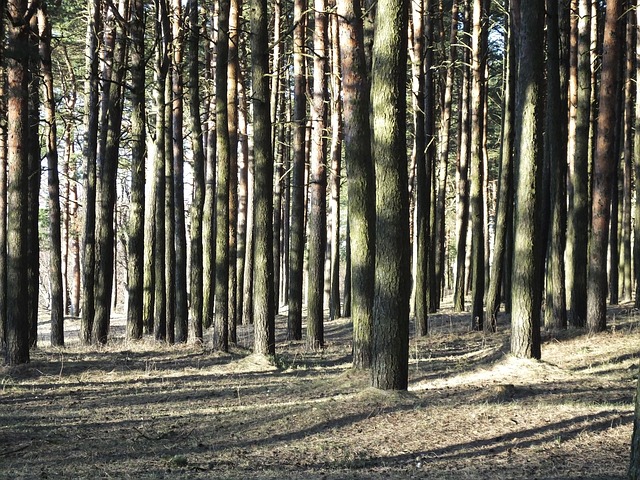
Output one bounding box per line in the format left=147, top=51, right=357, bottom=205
left=0, top=304, right=638, bottom=479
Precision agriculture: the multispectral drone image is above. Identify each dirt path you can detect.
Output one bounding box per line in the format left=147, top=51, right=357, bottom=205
left=0, top=306, right=637, bottom=479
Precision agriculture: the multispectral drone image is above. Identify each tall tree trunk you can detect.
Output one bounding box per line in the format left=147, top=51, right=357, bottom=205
left=371, top=0, right=410, bottom=390
left=469, top=0, right=487, bottom=330
left=453, top=2, right=471, bottom=312
left=338, top=0, right=375, bottom=368
left=0, top=16, right=6, bottom=349
left=586, top=0, right=622, bottom=333
left=39, top=5, right=64, bottom=347
left=5, top=0, right=30, bottom=364
left=543, top=0, right=568, bottom=331
left=620, top=8, right=634, bottom=303
left=214, top=0, right=231, bottom=352
left=634, top=0, right=640, bottom=310
left=172, top=0, right=188, bottom=343
left=227, top=0, right=240, bottom=343
left=154, top=0, right=169, bottom=342
left=187, top=0, right=205, bottom=343
left=251, top=0, right=275, bottom=356
left=27, top=13, right=40, bottom=349
left=93, top=0, right=128, bottom=344
left=202, top=14, right=217, bottom=331
left=511, top=0, right=546, bottom=359
left=165, top=79, right=176, bottom=344
left=411, top=0, right=429, bottom=335
left=566, top=0, right=591, bottom=327
left=328, top=9, right=342, bottom=321
left=306, top=0, right=328, bottom=351
left=433, top=0, right=459, bottom=312
left=287, top=0, right=307, bottom=341
left=486, top=0, right=516, bottom=329
left=271, top=0, right=283, bottom=312
left=127, top=0, right=146, bottom=340
left=238, top=76, right=252, bottom=325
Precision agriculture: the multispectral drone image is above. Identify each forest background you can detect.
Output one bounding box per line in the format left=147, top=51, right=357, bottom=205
left=1, top=0, right=640, bottom=477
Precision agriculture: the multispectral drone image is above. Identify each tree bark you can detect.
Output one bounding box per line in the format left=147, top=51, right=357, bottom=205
left=510, top=0, right=545, bottom=359
left=371, top=0, right=410, bottom=390
left=251, top=0, right=275, bottom=356
left=586, top=0, right=622, bottom=333
left=338, top=0, right=375, bottom=368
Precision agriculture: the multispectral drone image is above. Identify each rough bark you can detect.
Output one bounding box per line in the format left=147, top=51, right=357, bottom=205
left=586, top=0, right=622, bottom=333
left=370, top=0, right=410, bottom=390
left=510, top=0, right=545, bottom=359
left=251, top=0, right=276, bottom=356
left=338, top=0, right=375, bottom=368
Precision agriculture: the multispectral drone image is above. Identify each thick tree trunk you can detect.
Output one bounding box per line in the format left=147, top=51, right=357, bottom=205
left=510, top=0, right=545, bottom=359
left=5, top=0, right=30, bottom=364
left=338, top=0, right=375, bottom=368
left=251, top=0, right=275, bottom=356
left=371, top=0, right=410, bottom=390
left=586, top=0, right=622, bottom=333
left=127, top=0, right=146, bottom=340
left=287, top=0, right=307, bottom=341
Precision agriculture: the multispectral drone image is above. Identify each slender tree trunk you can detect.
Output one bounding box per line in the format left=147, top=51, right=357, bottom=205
left=172, top=0, right=188, bottom=343
left=39, top=5, right=65, bottom=347
left=411, top=0, right=429, bottom=335
left=543, top=0, right=568, bottom=331
left=566, top=0, right=591, bottom=327
left=0, top=18, right=6, bottom=349
left=287, top=0, right=307, bottom=341
left=227, top=0, right=240, bottom=343
left=634, top=1, right=640, bottom=309
left=306, top=0, right=328, bottom=350
left=238, top=76, right=251, bottom=324
left=371, top=0, right=410, bottom=390
left=453, top=3, right=471, bottom=312
left=510, top=0, right=545, bottom=359
left=486, top=0, right=516, bottom=329
left=187, top=0, right=205, bottom=343
left=5, top=0, right=31, bottom=364
left=586, top=0, right=622, bottom=333
left=214, top=0, right=231, bottom=352
left=338, top=0, right=375, bottom=368
left=469, top=0, right=487, bottom=330
left=127, top=0, right=146, bottom=340
left=251, top=0, right=276, bottom=356
left=327, top=10, right=342, bottom=321
left=165, top=78, right=176, bottom=345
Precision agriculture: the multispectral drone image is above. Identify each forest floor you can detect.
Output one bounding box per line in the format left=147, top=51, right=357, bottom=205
left=0, top=300, right=637, bottom=479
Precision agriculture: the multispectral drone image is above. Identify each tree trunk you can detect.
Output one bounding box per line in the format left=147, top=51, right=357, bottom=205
left=287, top=0, right=307, bottom=341
left=187, top=0, right=205, bottom=343
left=453, top=3, right=471, bottom=313
left=543, top=0, right=568, bottom=331
left=306, top=0, right=328, bottom=351
left=172, top=0, right=188, bottom=343
left=634, top=0, right=640, bottom=309
left=93, top=0, right=128, bottom=344
left=5, top=0, right=30, bottom=364
left=486, top=0, right=515, bottom=330
left=227, top=0, right=241, bottom=343
left=586, top=0, right=622, bottom=333
left=338, top=0, right=375, bottom=368
left=214, top=0, right=231, bottom=352
left=251, top=0, right=276, bottom=356
left=328, top=10, right=342, bottom=321
left=469, top=0, right=487, bottom=331
left=566, top=0, right=591, bottom=327
left=39, top=5, right=65, bottom=347
left=127, top=0, right=146, bottom=341
left=371, top=0, right=410, bottom=390
left=510, top=0, right=545, bottom=359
